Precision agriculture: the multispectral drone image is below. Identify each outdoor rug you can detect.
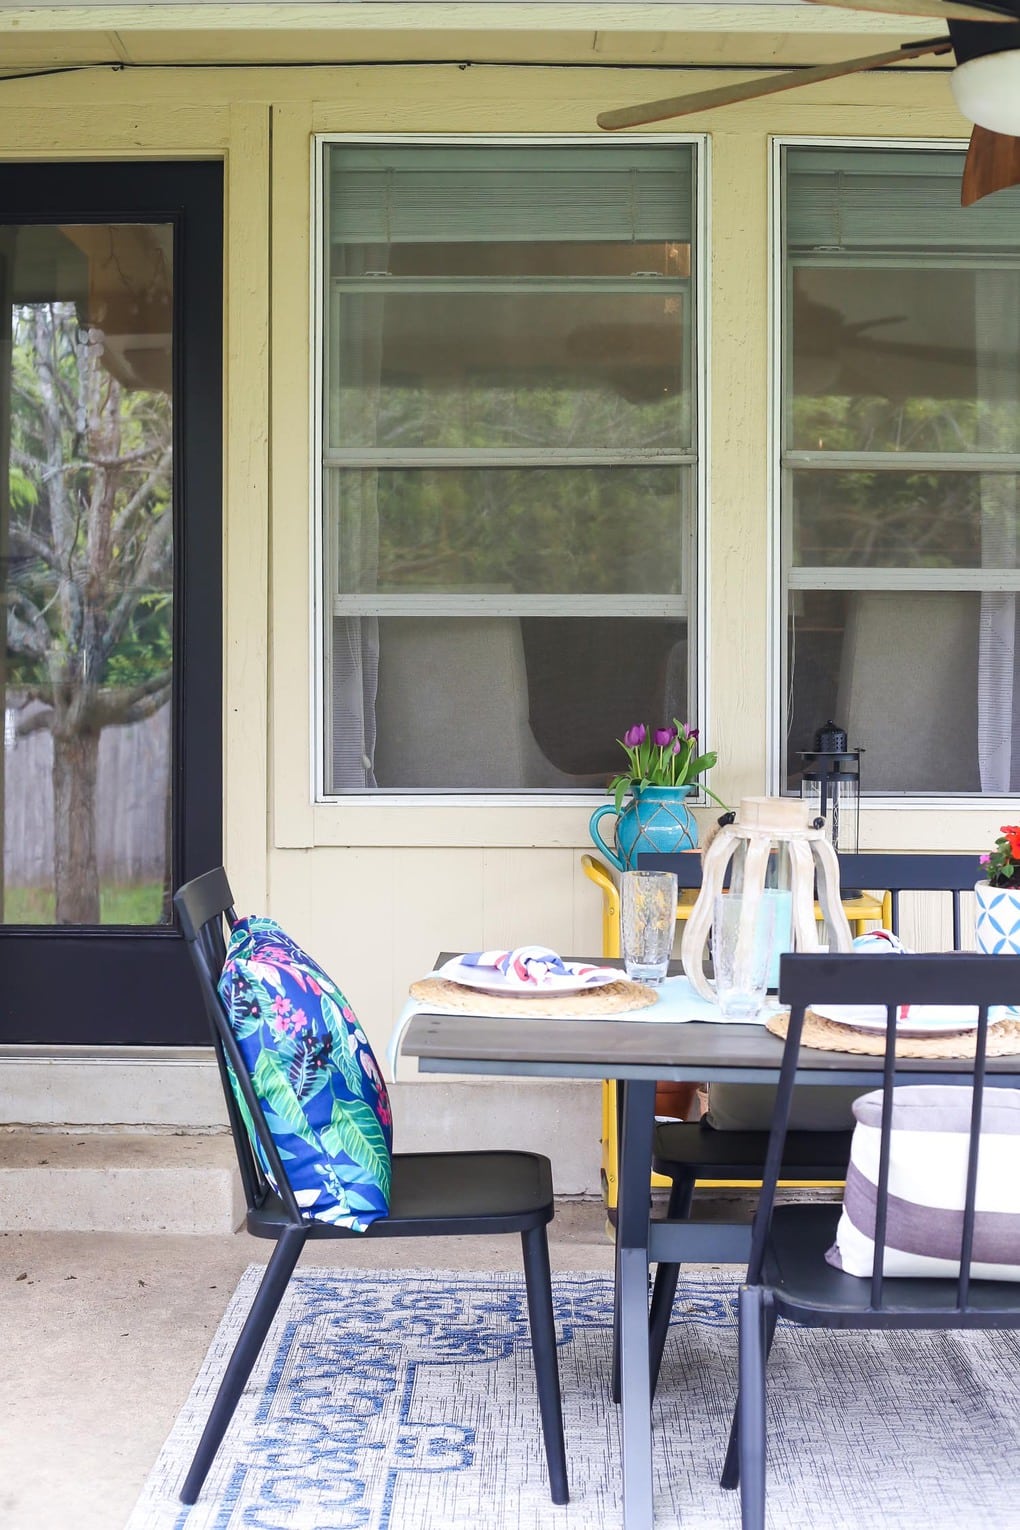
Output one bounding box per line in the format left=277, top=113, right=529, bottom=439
left=126, top=1266, right=1020, bottom=1530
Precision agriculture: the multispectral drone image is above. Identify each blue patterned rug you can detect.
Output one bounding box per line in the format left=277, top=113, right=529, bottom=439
left=126, top=1266, right=1020, bottom=1530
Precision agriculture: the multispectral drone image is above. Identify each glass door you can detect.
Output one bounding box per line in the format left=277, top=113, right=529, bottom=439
left=0, top=161, right=222, bottom=1045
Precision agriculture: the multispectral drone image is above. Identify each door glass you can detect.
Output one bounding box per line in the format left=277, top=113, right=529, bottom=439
left=0, top=223, right=173, bottom=925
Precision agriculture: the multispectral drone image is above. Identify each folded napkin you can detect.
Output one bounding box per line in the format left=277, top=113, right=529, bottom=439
left=852, top=929, right=908, bottom=953
left=449, top=945, right=615, bottom=989
left=828, top=930, right=1013, bottom=1029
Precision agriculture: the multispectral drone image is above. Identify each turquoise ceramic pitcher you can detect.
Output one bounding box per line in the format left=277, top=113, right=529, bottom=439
left=588, top=784, right=699, bottom=871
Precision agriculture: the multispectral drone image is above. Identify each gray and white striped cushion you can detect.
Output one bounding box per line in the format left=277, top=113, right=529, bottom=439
left=826, top=1085, right=1020, bottom=1281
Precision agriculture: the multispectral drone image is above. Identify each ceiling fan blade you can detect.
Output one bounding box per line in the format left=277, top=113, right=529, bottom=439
left=961, top=124, right=1020, bottom=205
left=805, top=0, right=1016, bottom=21
left=597, top=40, right=951, bottom=131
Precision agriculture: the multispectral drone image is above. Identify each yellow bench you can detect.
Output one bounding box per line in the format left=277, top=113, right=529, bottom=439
left=581, top=852, right=887, bottom=1211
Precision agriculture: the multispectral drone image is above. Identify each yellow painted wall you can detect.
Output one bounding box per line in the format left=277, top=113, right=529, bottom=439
left=0, top=59, right=1006, bottom=1062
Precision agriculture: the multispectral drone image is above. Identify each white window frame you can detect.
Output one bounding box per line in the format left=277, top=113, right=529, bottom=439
left=768, top=134, right=1020, bottom=808
left=311, top=132, right=710, bottom=806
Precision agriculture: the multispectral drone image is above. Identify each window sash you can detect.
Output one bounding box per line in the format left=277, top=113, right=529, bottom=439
left=317, top=136, right=702, bottom=798
left=778, top=141, right=1020, bottom=797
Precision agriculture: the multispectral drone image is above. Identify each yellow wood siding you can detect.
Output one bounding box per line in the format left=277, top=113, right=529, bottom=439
left=0, top=55, right=1004, bottom=1063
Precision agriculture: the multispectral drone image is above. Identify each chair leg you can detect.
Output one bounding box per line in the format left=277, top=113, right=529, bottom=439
left=180, top=1225, right=308, bottom=1505
left=648, top=1171, right=696, bottom=1399
left=736, top=1286, right=770, bottom=1530
left=721, top=1297, right=777, bottom=1491
left=521, top=1225, right=569, bottom=1506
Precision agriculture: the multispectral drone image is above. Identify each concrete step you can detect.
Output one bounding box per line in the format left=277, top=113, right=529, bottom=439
left=0, top=1131, right=244, bottom=1234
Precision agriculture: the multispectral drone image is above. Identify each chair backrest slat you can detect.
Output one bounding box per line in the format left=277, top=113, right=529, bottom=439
left=773, top=952, right=1020, bottom=1316
left=957, top=1009, right=992, bottom=1309
left=639, top=851, right=983, bottom=944
left=869, top=1011, right=899, bottom=1309
left=174, top=868, right=304, bottom=1226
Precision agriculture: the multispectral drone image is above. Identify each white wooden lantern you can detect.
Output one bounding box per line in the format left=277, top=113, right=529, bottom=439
left=680, top=795, right=853, bottom=1003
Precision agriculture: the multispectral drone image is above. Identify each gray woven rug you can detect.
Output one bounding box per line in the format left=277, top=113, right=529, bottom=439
left=126, top=1265, right=1020, bottom=1530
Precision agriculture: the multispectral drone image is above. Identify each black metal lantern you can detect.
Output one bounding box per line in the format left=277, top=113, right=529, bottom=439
left=798, top=720, right=863, bottom=854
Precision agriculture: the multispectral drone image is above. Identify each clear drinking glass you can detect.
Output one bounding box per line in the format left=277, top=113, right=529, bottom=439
left=712, top=892, right=779, bottom=1019
left=621, top=870, right=679, bottom=984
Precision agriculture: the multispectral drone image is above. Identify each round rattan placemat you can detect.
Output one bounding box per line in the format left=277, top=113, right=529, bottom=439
left=408, top=975, right=658, bottom=1019
left=765, top=1009, right=1020, bottom=1059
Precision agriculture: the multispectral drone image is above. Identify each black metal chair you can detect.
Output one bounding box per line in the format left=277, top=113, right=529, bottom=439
left=732, top=949, right=1020, bottom=1529
left=173, top=867, right=568, bottom=1508
left=642, top=851, right=984, bottom=1395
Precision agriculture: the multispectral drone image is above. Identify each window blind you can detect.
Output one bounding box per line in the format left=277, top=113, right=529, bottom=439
left=786, top=145, right=1020, bottom=254
left=328, top=145, right=694, bottom=244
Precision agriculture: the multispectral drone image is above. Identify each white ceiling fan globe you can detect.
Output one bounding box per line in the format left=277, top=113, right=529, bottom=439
left=950, top=49, right=1020, bottom=134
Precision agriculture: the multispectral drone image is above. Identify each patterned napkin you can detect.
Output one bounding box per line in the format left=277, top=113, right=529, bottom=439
left=441, top=945, right=617, bottom=990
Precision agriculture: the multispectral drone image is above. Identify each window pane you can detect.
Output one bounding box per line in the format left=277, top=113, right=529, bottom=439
left=2, top=223, right=173, bottom=924
left=790, top=266, right=1020, bottom=455
left=786, top=588, right=1020, bottom=793
left=331, top=466, right=687, bottom=597
left=328, top=286, right=690, bottom=451
left=791, top=470, right=1020, bottom=570
left=330, top=614, right=688, bottom=791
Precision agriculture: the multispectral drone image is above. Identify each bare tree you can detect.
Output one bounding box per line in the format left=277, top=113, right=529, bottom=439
left=6, top=303, right=172, bottom=923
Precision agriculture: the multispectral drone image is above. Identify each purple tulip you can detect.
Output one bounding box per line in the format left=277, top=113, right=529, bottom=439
left=672, top=738, right=685, bottom=755
left=623, top=724, right=646, bottom=748
left=653, top=728, right=673, bottom=748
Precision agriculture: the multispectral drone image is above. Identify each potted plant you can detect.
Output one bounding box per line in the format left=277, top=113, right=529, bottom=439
left=976, top=825, right=1020, bottom=956
left=589, top=720, right=726, bottom=871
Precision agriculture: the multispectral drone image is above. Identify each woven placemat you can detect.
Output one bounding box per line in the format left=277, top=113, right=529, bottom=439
left=408, top=975, right=658, bottom=1019
left=766, top=1009, right=1020, bottom=1059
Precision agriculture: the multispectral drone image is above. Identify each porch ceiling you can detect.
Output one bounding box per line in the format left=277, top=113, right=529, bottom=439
left=0, top=2, right=954, bottom=73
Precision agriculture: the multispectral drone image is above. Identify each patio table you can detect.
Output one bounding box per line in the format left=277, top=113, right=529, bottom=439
left=398, top=955, right=1020, bottom=1530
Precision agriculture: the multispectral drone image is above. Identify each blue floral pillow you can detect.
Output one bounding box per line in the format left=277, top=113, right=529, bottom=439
left=218, top=916, right=392, bottom=1230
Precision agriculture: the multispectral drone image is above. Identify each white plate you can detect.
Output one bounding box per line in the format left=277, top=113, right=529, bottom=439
left=812, top=1003, right=984, bottom=1038
left=438, top=957, right=620, bottom=998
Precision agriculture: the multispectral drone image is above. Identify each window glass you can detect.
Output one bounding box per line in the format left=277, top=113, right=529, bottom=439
left=1, top=223, right=174, bottom=924
left=331, top=466, right=686, bottom=597
left=321, top=142, right=699, bottom=793
left=782, top=145, right=1020, bottom=795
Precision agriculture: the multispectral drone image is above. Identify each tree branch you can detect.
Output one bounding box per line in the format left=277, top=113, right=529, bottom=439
left=7, top=600, right=51, bottom=659
left=92, top=669, right=171, bottom=728
left=16, top=705, right=54, bottom=738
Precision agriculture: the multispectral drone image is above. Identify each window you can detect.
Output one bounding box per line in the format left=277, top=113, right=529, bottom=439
left=780, top=145, right=1020, bottom=796
left=317, top=141, right=700, bottom=794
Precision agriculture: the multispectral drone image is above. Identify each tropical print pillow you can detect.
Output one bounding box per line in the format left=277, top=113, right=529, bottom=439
left=218, top=916, right=392, bottom=1230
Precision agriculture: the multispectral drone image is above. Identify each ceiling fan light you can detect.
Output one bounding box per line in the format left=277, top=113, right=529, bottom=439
left=950, top=52, right=1020, bottom=136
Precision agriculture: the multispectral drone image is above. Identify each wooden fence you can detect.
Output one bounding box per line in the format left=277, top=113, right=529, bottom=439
left=3, top=701, right=170, bottom=885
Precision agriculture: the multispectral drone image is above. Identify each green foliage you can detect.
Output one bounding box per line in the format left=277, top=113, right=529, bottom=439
left=608, top=720, right=725, bottom=811
left=3, top=881, right=165, bottom=925
left=6, top=301, right=173, bottom=699
left=252, top=1051, right=320, bottom=1151
left=321, top=1098, right=392, bottom=1195
left=982, top=827, right=1020, bottom=889
left=790, top=393, right=1019, bottom=574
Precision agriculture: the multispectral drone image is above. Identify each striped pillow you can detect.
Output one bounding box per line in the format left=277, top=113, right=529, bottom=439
left=826, top=1085, right=1020, bottom=1281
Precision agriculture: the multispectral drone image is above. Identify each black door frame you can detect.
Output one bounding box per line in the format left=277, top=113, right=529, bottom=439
left=0, top=160, right=222, bottom=1046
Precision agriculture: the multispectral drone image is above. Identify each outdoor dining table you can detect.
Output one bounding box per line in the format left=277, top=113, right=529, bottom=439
left=398, top=953, right=1020, bottom=1530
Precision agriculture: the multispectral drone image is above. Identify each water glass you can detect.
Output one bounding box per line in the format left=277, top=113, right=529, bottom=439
left=621, top=870, right=678, bottom=984
left=712, top=892, right=779, bottom=1019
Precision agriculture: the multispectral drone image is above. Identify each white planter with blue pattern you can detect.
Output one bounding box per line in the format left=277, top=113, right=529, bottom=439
left=974, top=880, right=1020, bottom=956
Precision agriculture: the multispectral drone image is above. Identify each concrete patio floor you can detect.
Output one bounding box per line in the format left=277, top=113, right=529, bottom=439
left=2, top=1200, right=626, bottom=1530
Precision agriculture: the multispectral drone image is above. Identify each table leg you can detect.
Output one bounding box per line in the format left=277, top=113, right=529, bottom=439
left=616, top=1078, right=657, bottom=1530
